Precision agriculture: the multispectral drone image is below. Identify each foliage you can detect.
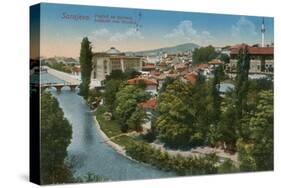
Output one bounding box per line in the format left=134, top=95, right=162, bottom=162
left=125, top=141, right=219, bottom=175
left=95, top=106, right=122, bottom=137
left=124, top=68, right=142, bottom=79
left=40, top=92, right=73, bottom=184
left=218, top=159, right=238, bottom=173
left=103, top=79, right=123, bottom=111
left=88, top=88, right=102, bottom=105
left=238, top=90, right=273, bottom=171
left=211, top=66, right=223, bottom=125
left=105, top=70, right=126, bottom=81
left=234, top=47, right=250, bottom=121
left=192, top=45, right=218, bottom=64
left=156, top=80, right=203, bottom=148
left=159, top=77, right=175, bottom=93
left=115, top=85, right=150, bottom=132
left=104, top=69, right=141, bottom=82
left=237, top=140, right=257, bottom=171
left=127, top=107, right=147, bottom=132
left=79, top=37, right=93, bottom=100
left=47, top=62, right=73, bottom=73
left=219, top=53, right=230, bottom=64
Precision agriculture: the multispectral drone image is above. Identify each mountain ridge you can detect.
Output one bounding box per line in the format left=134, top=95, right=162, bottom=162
left=126, top=43, right=200, bottom=56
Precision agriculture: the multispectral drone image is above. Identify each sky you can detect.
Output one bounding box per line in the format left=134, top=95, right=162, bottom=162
left=36, top=3, right=274, bottom=58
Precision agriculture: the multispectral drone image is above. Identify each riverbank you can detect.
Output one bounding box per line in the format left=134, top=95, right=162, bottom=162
left=94, top=106, right=240, bottom=175
left=93, top=116, right=148, bottom=166
left=93, top=116, right=127, bottom=156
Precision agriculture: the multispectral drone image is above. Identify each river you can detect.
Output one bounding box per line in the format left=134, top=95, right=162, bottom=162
left=40, top=72, right=174, bottom=181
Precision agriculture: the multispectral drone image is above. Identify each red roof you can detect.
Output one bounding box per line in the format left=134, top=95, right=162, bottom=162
left=150, top=71, right=161, bottom=76
left=127, top=77, right=158, bottom=86
left=208, top=59, right=223, bottom=65
left=138, top=98, right=157, bottom=110
left=197, top=64, right=209, bottom=70
left=230, top=44, right=273, bottom=55
left=184, top=72, right=198, bottom=85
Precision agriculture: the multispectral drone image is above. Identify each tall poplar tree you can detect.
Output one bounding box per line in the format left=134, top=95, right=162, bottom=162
left=79, top=37, right=93, bottom=100
left=235, top=46, right=250, bottom=122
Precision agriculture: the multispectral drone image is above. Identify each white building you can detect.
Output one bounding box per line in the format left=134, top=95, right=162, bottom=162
left=91, top=47, right=142, bottom=85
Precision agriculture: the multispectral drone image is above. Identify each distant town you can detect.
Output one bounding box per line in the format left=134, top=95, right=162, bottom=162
left=41, top=40, right=274, bottom=93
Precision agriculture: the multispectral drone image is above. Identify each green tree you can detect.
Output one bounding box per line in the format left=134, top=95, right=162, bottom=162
left=127, top=106, right=147, bottom=132
left=237, top=140, right=257, bottom=171
left=79, top=37, right=93, bottom=100
left=251, top=90, right=273, bottom=170
left=211, top=66, right=222, bottom=125
left=235, top=46, right=250, bottom=121
left=103, top=79, right=123, bottom=111
left=115, top=85, right=150, bottom=132
left=156, top=80, right=200, bottom=148
left=192, top=45, right=218, bottom=64
left=219, top=53, right=230, bottom=64
left=159, top=77, right=175, bottom=93
left=88, top=88, right=102, bottom=106
left=40, top=93, right=73, bottom=184
left=105, top=70, right=126, bottom=81
left=237, top=90, right=273, bottom=171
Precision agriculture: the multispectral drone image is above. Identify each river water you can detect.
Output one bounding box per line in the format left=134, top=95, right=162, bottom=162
left=41, top=72, right=174, bottom=181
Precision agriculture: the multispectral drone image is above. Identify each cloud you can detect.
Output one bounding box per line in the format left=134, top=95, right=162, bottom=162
left=91, top=28, right=144, bottom=42
left=165, top=20, right=197, bottom=40
left=231, top=17, right=258, bottom=38
left=165, top=20, right=214, bottom=45
left=92, top=28, right=110, bottom=37
left=109, top=28, right=144, bottom=42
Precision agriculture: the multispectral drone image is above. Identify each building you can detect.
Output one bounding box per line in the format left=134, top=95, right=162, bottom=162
left=228, top=18, right=274, bottom=74
left=91, top=47, right=142, bottom=81
left=138, top=97, right=157, bottom=130
left=182, top=71, right=198, bottom=85
left=127, top=77, right=158, bottom=95
left=229, top=44, right=274, bottom=73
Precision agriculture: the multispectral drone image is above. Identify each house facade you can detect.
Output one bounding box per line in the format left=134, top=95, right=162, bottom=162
left=229, top=45, right=274, bottom=73
left=91, top=47, right=142, bottom=81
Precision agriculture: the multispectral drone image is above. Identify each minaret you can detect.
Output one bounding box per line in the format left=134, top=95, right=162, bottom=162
left=261, top=17, right=265, bottom=47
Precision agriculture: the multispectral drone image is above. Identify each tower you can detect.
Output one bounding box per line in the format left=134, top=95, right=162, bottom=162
left=261, top=17, right=266, bottom=47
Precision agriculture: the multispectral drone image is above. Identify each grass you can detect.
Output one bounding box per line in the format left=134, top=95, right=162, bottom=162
left=94, top=106, right=122, bottom=138
left=112, top=135, right=139, bottom=148
left=94, top=106, right=143, bottom=148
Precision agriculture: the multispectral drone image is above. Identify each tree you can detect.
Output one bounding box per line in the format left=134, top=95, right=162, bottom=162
left=103, top=79, right=123, bottom=111
left=251, top=90, right=273, bottom=169
left=127, top=106, right=147, bottom=132
left=219, top=53, right=230, bottom=64
left=88, top=88, right=102, bottom=107
left=237, top=90, right=273, bottom=171
left=211, top=66, right=222, bottom=125
left=114, top=85, right=150, bottom=132
left=105, top=70, right=126, bottom=81
left=40, top=93, right=73, bottom=184
left=79, top=37, right=93, bottom=100
left=235, top=46, right=250, bottom=121
left=237, top=140, right=257, bottom=171
left=192, top=46, right=218, bottom=64
left=156, top=80, right=200, bottom=148
left=159, top=77, right=175, bottom=93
